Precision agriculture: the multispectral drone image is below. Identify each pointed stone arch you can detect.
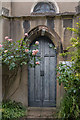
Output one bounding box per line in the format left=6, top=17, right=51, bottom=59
left=27, top=25, right=62, bottom=53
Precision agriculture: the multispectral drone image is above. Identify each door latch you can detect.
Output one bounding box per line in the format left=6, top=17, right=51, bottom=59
left=40, top=71, right=44, bottom=76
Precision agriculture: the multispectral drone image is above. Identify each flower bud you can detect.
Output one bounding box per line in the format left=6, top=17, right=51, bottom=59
left=35, top=41, right=39, bottom=45
left=24, top=33, right=28, bottom=37
left=36, top=62, right=40, bottom=65
left=5, top=36, right=8, bottom=40
left=0, top=44, right=2, bottom=47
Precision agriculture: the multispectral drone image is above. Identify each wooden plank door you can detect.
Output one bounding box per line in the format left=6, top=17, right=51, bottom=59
left=28, top=36, right=56, bottom=107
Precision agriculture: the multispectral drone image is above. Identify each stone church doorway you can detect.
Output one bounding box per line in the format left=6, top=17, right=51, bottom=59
left=28, top=36, right=57, bottom=107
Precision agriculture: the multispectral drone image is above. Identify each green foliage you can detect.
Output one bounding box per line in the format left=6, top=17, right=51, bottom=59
left=0, top=100, right=26, bottom=120
left=0, top=37, right=39, bottom=70
left=57, top=63, right=80, bottom=94
left=0, top=36, right=40, bottom=100
left=57, top=21, right=80, bottom=119
left=58, top=94, right=80, bottom=120
left=57, top=63, right=80, bottom=119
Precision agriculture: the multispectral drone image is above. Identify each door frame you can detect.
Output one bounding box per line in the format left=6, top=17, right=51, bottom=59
left=26, top=25, right=62, bottom=107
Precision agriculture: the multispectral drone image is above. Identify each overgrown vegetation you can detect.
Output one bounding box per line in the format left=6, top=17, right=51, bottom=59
left=0, top=100, right=26, bottom=120
left=0, top=34, right=40, bottom=100
left=1, top=34, right=39, bottom=70
left=57, top=20, right=80, bottom=119
left=0, top=34, right=40, bottom=119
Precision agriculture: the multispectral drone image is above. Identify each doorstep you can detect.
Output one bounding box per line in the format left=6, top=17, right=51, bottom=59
left=27, top=107, right=57, bottom=118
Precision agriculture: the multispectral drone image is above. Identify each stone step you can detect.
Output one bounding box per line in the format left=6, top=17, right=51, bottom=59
left=27, top=107, right=57, bottom=118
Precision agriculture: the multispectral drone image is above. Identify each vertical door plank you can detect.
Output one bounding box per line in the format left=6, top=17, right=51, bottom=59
left=49, top=57, right=56, bottom=103
left=44, top=57, right=50, bottom=101
left=44, top=39, right=49, bottom=55
left=35, top=65, right=41, bottom=101
left=49, top=45, right=56, bottom=56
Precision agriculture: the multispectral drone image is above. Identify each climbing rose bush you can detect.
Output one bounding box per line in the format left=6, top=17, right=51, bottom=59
left=0, top=34, right=40, bottom=70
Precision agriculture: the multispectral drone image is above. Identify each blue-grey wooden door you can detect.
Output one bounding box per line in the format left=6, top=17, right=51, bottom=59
left=28, top=36, right=56, bottom=107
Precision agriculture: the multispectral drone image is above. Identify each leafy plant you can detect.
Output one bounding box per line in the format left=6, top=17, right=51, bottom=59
left=57, top=20, right=80, bottom=119
left=0, top=100, right=26, bottom=120
left=58, top=94, right=80, bottom=120
left=0, top=34, right=40, bottom=100
left=0, top=35, right=40, bottom=70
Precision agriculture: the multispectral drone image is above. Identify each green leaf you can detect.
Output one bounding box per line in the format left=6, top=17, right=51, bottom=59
left=49, top=44, right=53, bottom=48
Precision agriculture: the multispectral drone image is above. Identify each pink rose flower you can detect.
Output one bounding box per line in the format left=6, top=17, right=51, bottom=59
left=8, top=39, right=12, bottom=41
left=36, top=62, right=40, bottom=65
left=32, top=51, right=36, bottom=55
left=4, top=50, right=8, bottom=53
left=5, top=36, right=8, bottom=40
left=32, top=50, right=36, bottom=55
left=32, top=49, right=39, bottom=55
left=32, top=50, right=35, bottom=52
left=25, top=49, right=29, bottom=52
left=35, top=49, right=39, bottom=54
left=0, top=44, right=2, bottom=47
left=35, top=41, right=39, bottom=45
left=24, top=33, right=28, bottom=37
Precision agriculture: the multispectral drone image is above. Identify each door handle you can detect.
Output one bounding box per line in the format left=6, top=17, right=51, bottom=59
left=40, top=71, right=44, bottom=76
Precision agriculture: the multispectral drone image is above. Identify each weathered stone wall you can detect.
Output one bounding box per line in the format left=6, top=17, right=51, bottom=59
left=2, top=2, right=11, bottom=16
left=1, top=2, right=78, bottom=17
left=11, top=2, right=78, bottom=16
left=10, top=19, right=24, bottom=41
left=2, top=17, right=10, bottom=41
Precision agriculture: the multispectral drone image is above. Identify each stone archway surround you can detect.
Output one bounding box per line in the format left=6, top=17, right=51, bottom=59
left=25, top=25, right=63, bottom=107
left=28, top=25, right=62, bottom=51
